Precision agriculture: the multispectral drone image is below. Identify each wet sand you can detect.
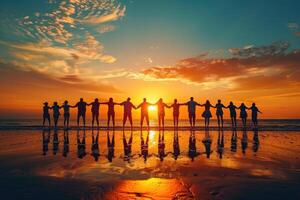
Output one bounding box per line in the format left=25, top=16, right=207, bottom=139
left=0, top=129, right=300, bottom=199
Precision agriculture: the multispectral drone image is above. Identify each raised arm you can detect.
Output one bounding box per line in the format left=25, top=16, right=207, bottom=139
left=210, top=104, right=216, bottom=108
left=87, top=102, right=93, bottom=106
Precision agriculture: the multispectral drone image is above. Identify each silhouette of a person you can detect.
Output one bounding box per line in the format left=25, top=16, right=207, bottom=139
left=140, top=130, right=149, bottom=162
left=231, top=128, right=237, bottom=152
left=166, top=99, right=182, bottom=128
left=91, top=130, right=100, bottom=161
left=227, top=102, right=238, bottom=127
left=123, top=131, right=133, bottom=162
left=63, top=130, right=69, bottom=157
left=239, top=103, right=249, bottom=128
left=52, top=129, right=59, bottom=155
left=102, top=98, right=119, bottom=128
left=77, top=130, right=86, bottom=159
left=202, top=129, right=212, bottom=158
left=60, top=101, right=70, bottom=129
left=136, top=98, right=152, bottom=129
left=120, top=98, right=136, bottom=130
left=215, top=100, right=226, bottom=128
left=155, top=98, right=168, bottom=129
left=51, top=102, right=60, bottom=128
left=88, top=98, right=101, bottom=128
left=107, top=131, right=115, bottom=162
left=188, top=130, right=198, bottom=161
left=158, top=130, right=166, bottom=161
left=201, top=100, right=215, bottom=128
left=42, top=129, right=50, bottom=155
left=249, top=103, right=262, bottom=127
left=241, top=130, right=248, bottom=155
left=183, top=97, right=201, bottom=128
left=217, top=130, right=224, bottom=159
left=173, top=130, right=180, bottom=160
left=42, top=102, right=51, bottom=128
left=71, top=98, right=88, bottom=127
left=252, top=129, right=259, bottom=153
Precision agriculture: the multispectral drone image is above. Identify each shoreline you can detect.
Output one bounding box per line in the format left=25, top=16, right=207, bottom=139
left=1, top=125, right=300, bottom=131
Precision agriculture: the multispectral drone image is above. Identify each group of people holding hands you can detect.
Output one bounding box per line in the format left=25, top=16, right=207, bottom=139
left=42, top=97, right=262, bottom=129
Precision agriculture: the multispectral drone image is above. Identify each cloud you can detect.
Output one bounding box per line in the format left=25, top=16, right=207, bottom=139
left=98, top=25, right=116, bottom=33
left=0, top=33, right=116, bottom=78
left=81, top=5, right=126, bottom=24
left=0, top=0, right=124, bottom=88
left=138, top=42, right=300, bottom=91
left=14, top=0, right=124, bottom=45
left=287, top=22, right=299, bottom=30
left=0, top=61, right=121, bottom=95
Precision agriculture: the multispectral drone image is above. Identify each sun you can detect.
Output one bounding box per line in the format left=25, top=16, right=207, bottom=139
left=148, top=105, right=157, bottom=112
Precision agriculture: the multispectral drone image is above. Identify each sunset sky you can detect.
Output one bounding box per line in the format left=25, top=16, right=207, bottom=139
left=0, top=0, right=300, bottom=119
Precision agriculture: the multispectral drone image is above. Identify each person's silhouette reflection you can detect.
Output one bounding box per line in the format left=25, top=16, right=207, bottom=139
left=202, top=129, right=212, bottom=158
left=231, top=128, right=237, bottom=152
left=91, top=130, right=100, bottom=161
left=252, top=128, right=260, bottom=153
left=140, top=130, right=149, bottom=162
left=42, top=129, right=50, bottom=155
left=173, top=130, right=180, bottom=160
left=77, top=130, right=86, bottom=159
left=107, top=131, right=115, bottom=162
left=241, top=130, right=248, bottom=155
left=123, top=130, right=133, bottom=162
left=188, top=130, right=199, bottom=161
left=63, top=130, right=69, bottom=157
left=52, top=129, right=59, bottom=155
left=217, top=130, right=224, bottom=159
left=158, top=130, right=166, bottom=161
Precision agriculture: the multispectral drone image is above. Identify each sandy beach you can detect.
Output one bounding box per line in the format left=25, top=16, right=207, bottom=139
left=0, top=128, right=299, bottom=200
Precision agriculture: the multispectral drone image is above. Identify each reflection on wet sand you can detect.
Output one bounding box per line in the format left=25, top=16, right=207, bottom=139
left=157, top=130, right=166, bottom=161
left=52, top=129, right=59, bottom=155
left=77, top=130, right=86, bottom=159
left=253, top=128, right=259, bottom=152
left=140, top=130, right=149, bottom=162
left=41, top=128, right=262, bottom=161
left=241, top=129, right=248, bottom=155
left=63, top=130, right=69, bottom=157
left=231, top=128, right=237, bottom=152
left=42, top=129, right=50, bottom=155
left=123, top=131, right=133, bottom=162
left=107, top=130, right=115, bottom=162
left=217, top=129, right=224, bottom=159
left=202, top=129, right=212, bottom=158
left=173, top=130, right=180, bottom=160
left=91, top=130, right=100, bottom=161
left=189, top=130, right=199, bottom=161
left=2, top=128, right=299, bottom=200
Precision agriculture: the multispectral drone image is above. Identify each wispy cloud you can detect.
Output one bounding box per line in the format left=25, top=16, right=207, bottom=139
left=98, top=25, right=116, bottom=33
left=80, top=5, right=126, bottom=24
left=0, top=0, right=124, bottom=85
